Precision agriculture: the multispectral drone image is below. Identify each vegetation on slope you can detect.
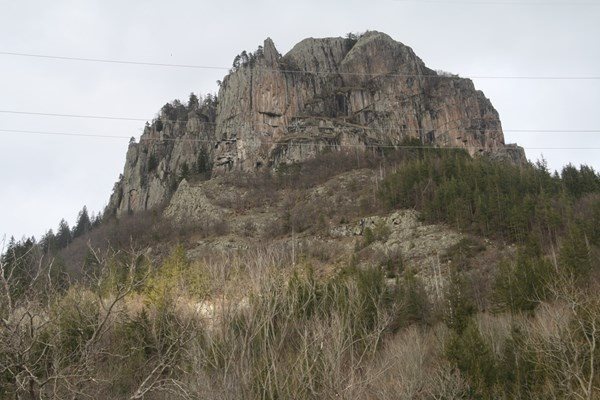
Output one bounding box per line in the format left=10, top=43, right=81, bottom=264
left=2, top=147, right=600, bottom=399
left=380, top=149, right=600, bottom=243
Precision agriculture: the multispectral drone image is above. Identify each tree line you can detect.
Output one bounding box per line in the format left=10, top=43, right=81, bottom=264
left=379, top=148, right=600, bottom=398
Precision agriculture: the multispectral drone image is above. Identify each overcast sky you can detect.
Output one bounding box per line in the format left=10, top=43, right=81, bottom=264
left=1, top=0, right=599, bottom=241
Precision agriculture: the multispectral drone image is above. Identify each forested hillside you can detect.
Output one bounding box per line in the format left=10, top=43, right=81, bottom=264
left=2, top=147, right=600, bottom=399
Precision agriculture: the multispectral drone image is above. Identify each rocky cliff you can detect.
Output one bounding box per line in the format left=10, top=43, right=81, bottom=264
left=107, top=31, right=525, bottom=216
left=107, top=98, right=217, bottom=215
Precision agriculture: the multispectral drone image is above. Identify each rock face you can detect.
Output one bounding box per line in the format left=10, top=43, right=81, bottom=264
left=107, top=31, right=525, bottom=215
left=107, top=100, right=216, bottom=215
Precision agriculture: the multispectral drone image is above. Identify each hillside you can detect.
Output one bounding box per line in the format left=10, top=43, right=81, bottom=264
left=3, top=145, right=600, bottom=399
left=2, top=33, right=600, bottom=400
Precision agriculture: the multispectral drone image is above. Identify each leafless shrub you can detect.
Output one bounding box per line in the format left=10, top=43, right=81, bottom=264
left=14, top=236, right=600, bottom=399
left=521, top=279, right=600, bottom=399
left=261, top=217, right=289, bottom=239
left=0, top=246, right=162, bottom=399
left=186, top=262, right=394, bottom=399
left=57, top=211, right=232, bottom=277
left=298, top=239, right=340, bottom=264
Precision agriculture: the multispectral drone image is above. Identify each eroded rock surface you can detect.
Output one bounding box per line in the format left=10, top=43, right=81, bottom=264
left=214, top=31, right=524, bottom=172
left=107, top=31, right=525, bottom=216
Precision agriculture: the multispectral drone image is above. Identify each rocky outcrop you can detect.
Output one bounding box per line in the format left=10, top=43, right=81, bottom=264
left=107, top=31, right=525, bottom=215
left=107, top=102, right=216, bottom=216
left=213, top=31, right=525, bottom=172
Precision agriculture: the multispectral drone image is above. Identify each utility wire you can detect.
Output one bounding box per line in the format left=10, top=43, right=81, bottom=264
left=0, top=109, right=148, bottom=122
left=0, top=51, right=228, bottom=71
left=392, top=0, right=599, bottom=5
left=1, top=110, right=599, bottom=133
left=0, top=128, right=132, bottom=140
left=2, top=128, right=599, bottom=150
left=1, top=51, right=598, bottom=80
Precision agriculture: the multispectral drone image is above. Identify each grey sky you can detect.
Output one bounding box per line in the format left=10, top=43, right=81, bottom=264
left=1, top=0, right=599, bottom=241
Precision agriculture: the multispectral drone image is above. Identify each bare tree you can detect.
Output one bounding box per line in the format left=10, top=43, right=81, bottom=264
left=525, top=278, right=600, bottom=400
left=0, top=245, right=153, bottom=399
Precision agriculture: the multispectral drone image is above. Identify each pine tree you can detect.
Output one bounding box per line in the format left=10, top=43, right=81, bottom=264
left=444, top=271, right=475, bottom=333
left=91, top=211, right=103, bottom=228
left=232, top=54, right=241, bottom=70
left=73, top=206, right=92, bottom=238
left=196, top=146, right=211, bottom=175
left=188, top=92, right=199, bottom=110
left=155, top=118, right=164, bottom=132
left=492, top=245, right=552, bottom=313
left=179, top=162, right=190, bottom=181
left=56, top=219, right=71, bottom=249
left=40, top=229, right=56, bottom=253
left=445, top=322, right=498, bottom=397
left=559, top=225, right=593, bottom=280
left=1, top=236, right=38, bottom=298
left=240, top=50, right=249, bottom=65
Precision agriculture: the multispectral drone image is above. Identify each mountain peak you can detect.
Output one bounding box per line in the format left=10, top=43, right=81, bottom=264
left=262, top=37, right=280, bottom=65
left=107, top=32, right=525, bottom=216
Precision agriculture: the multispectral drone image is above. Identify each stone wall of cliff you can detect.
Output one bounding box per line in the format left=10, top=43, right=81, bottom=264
left=212, top=31, right=524, bottom=172
left=107, top=31, right=525, bottom=216
left=107, top=100, right=216, bottom=216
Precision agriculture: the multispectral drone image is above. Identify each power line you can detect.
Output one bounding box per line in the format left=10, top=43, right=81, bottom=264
left=393, top=0, right=599, bottom=5
left=0, top=51, right=229, bottom=71
left=0, top=128, right=132, bottom=140
left=1, top=51, right=598, bottom=80
left=0, top=110, right=148, bottom=122
left=2, top=128, right=600, bottom=150
left=1, top=109, right=599, bottom=133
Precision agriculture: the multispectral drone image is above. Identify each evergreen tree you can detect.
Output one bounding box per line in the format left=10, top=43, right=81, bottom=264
left=179, top=162, right=190, bottom=181
left=40, top=229, right=56, bottom=253
left=444, top=271, right=475, bottom=333
left=232, top=54, right=241, bottom=69
left=380, top=151, right=599, bottom=243
left=240, top=50, right=249, bottom=65
left=561, top=163, right=600, bottom=198
left=72, top=206, right=92, bottom=238
left=446, top=322, right=498, bottom=398
left=562, top=164, right=582, bottom=197
left=171, top=99, right=187, bottom=121
left=559, top=225, right=594, bottom=280
left=1, top=236, right=38, bottom=298
left=395, top=270, right=430, bottom=325
left=196, top=146, right=211, bottom=175
left=155, top=118, right=164, bottom=132
left=492, top=251, right=553, bottom=313
left=147, top=153, right=159, bottom=172
left=91, top=211, right=103, bottom=228
left=188, top=92, right=199, bottom=110
left=160, top=102, right=175, bottom=120
left=56, top=219, right=71, bottom=249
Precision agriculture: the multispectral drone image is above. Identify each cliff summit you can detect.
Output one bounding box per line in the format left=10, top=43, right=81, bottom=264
left=108, top=31, right=525, bottom=215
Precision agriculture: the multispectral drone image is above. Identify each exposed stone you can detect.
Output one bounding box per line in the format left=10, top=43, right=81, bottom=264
left=331, top=210, right=463, bottom=269
left=107, top=104, right=216, bottom=215
left=213, top=31, right=524, bottom=173
left=107, top=31, right=526, bottom=216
